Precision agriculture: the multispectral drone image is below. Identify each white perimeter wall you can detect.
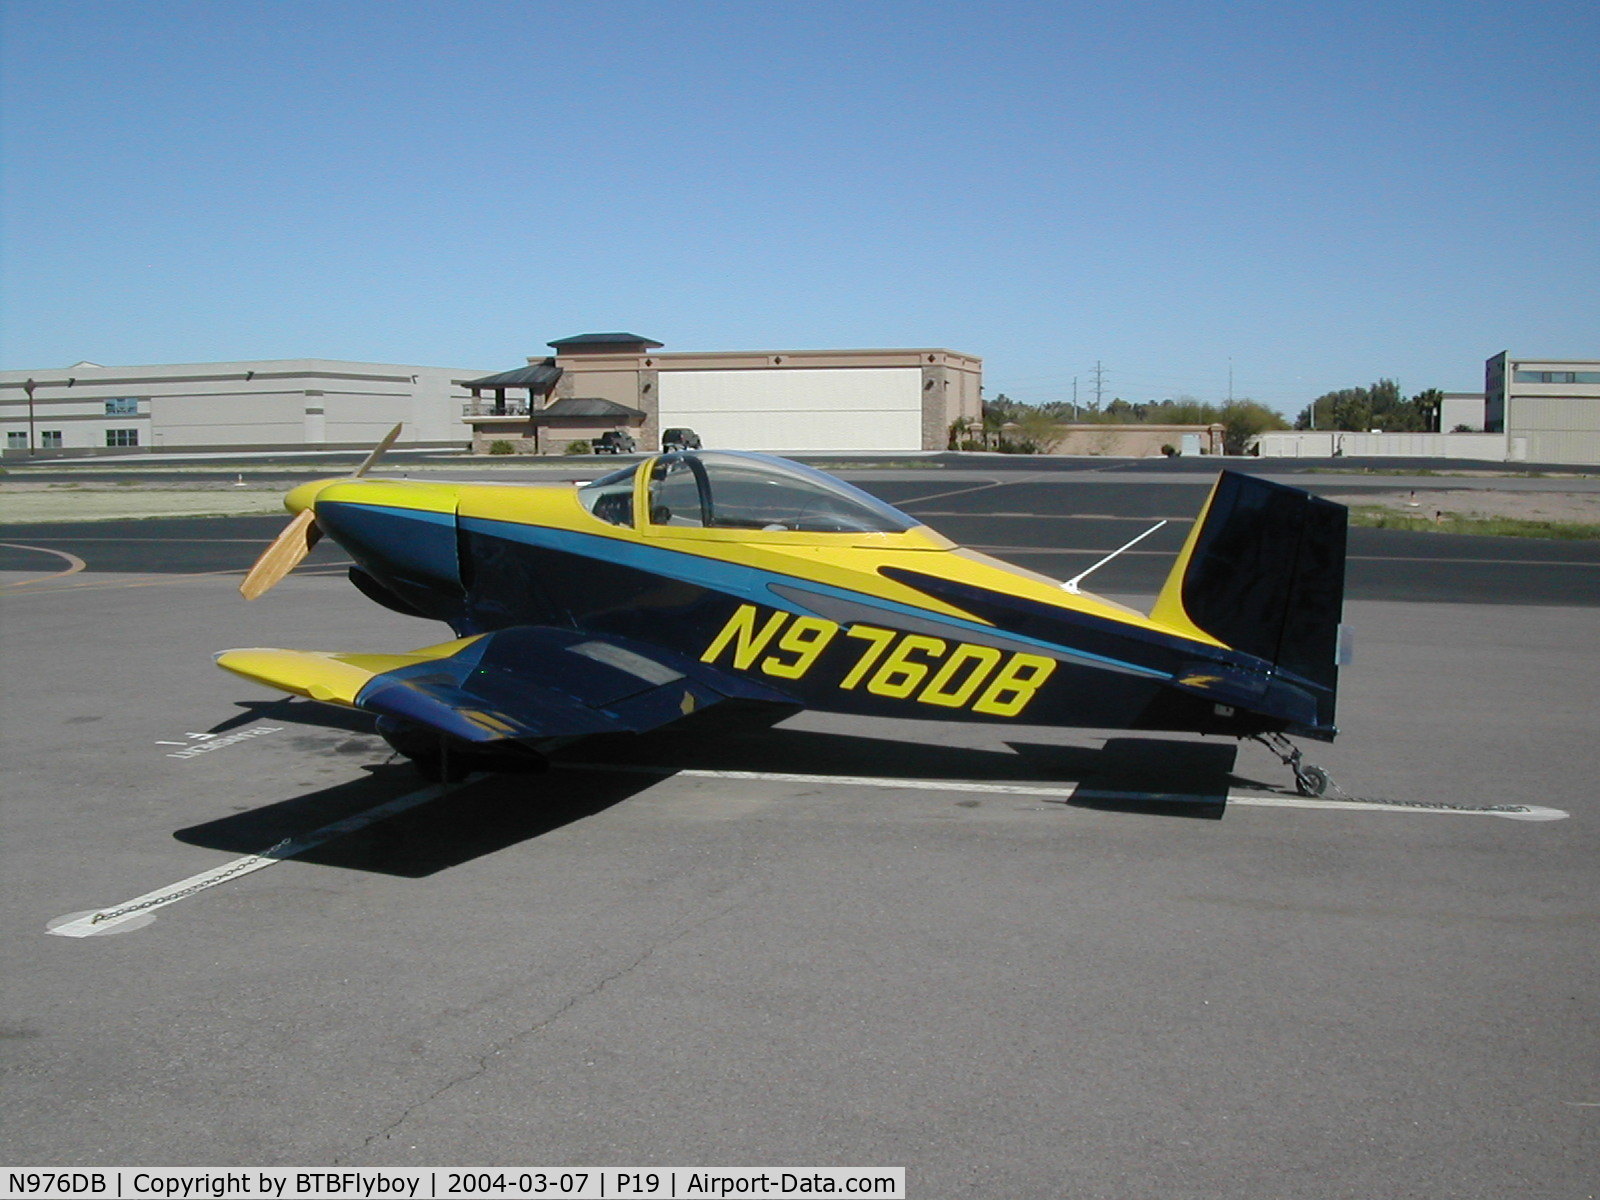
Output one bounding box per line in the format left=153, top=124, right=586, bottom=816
left=1253, top=431, right=1511, bottom=459
left=657, top=368, right=923, bottom=452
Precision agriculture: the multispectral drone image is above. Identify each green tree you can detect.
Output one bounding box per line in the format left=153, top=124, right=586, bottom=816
left=947, top=415, right=983, bottom=451
left=1218, top=400, right=1290, bottom=454
left=951, top=390, right=1289, bottom=455
left=980, top=409, right=1006, bottom=449
left=1296, top=379, right=1446, bottom=432
left=1012, top=408, right=1066, bottom=453
left=1409, top=388, right=1444, bottom=433
left=982, top=393, right=1029, bottom=424
left=1147, top=395, right=1212, bottom=425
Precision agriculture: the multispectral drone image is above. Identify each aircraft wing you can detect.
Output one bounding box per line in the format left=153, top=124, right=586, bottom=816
left=216, top=625, right=799, bottom=745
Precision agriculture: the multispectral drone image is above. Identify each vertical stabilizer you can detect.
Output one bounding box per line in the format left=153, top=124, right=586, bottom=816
left=1151, top=471, right=1347, bottom=730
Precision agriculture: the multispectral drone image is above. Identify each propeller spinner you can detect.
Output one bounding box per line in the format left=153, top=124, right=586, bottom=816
left=238, top=422, right=403, bottom=599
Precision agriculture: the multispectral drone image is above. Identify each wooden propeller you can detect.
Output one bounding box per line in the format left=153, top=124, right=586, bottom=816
left=238, top=422, right=402, bottom=599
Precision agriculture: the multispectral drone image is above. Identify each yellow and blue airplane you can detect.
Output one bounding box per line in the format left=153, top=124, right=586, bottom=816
left=219, top=431, right=1348, bottom=794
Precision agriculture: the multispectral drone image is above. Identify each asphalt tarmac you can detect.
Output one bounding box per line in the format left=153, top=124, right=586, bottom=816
left=2, top=476, right=1596, bottom=1196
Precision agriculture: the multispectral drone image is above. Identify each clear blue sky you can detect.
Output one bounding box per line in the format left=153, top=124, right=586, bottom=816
left=2, top=0, right=1596, bottom=416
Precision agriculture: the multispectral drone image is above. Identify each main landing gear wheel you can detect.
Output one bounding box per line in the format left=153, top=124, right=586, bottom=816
left=1252, top=732, right=1335, bottom=798
left=376, top=717, right=548, bottom=782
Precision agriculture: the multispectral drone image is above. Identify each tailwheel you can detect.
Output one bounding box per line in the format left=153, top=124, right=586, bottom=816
left=1252, top=732, right=1336, bottom=798
left=1294, top=764, right=1331, bottom=797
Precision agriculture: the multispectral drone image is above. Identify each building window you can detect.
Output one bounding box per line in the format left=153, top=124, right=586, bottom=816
left=41, top=431, right=63, bottom=448
left=106, top=429, right=139, bottom=447
left=6, top=432, right=25, bottom=449
left=105, top=397, right=140, bottom=415
left=1513, top=370, right=1600, bottom=385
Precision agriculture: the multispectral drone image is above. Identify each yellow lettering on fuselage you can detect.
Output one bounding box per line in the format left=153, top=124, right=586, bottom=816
left=760, top=616, right=838, bottom=679
left=700, top=604, right=789, bottom=669
left=838, top=625, right=897, bottom=689
left=701, top=604, right=1056, bottom=718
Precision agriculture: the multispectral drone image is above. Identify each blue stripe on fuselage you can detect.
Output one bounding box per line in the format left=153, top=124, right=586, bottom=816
left=459, top=516, right=1169, bottom=681
left=316, top=501, right=461, bottom=590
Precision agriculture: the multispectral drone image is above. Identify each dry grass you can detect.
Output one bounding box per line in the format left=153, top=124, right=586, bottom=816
left=1346, top=507, right=1600, bottom=540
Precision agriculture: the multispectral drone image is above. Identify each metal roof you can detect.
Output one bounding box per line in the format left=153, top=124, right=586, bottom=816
left=547, top=332, right=664, bottom=350
left=528, top=397, right=647, bottom=422
left=462, top=363, right=563, bottom=389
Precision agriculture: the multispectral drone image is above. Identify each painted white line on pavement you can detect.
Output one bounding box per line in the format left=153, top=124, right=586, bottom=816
left=47, top=776, right=479, bottom=938
left=558, top=763, right=1568, bottom=822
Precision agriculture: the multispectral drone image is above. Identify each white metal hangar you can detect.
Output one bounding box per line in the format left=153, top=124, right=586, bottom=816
left=0, top=358, right=487, bottom=457
left=462, top=333, right=984, bottom=454
left=1485, top=351, right=1600, bottom=464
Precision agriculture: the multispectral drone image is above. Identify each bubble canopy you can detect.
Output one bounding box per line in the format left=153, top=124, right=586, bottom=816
left=579, top=450, right=922, bottom=535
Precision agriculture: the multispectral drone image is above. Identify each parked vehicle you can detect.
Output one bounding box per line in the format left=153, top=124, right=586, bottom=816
left=661, top=427, right=702, bottom=452
left=594, top=430, right=637, bottom=454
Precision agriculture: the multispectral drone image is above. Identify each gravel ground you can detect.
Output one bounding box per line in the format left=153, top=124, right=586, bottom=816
left=0, top=482, right=290, bottom=522
left=1326, top=488, right=1600, bottom=524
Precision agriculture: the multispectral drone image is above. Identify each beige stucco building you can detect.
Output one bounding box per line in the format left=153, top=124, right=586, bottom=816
left=464, top=333, right=983, bottom=454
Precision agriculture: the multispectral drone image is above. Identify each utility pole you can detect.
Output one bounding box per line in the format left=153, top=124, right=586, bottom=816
left=1071, top=377, right=1078, bottom=421
left=1091, top=361, right=1106, bottom=410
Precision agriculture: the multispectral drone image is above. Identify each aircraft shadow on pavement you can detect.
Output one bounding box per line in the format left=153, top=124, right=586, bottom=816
left=1026, top=736, right=1236, bottom=818
left=174, top=764, right=659, bottom=878
left=209, top=696, right=378, bottom=736
left=575, top=726, right=1236, bottom=821
left=177, top=705, right=1244, bottom=877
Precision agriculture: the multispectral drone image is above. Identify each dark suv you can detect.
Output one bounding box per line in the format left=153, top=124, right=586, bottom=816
left=661, top=427, right=702, bottom=452
left=594, top=430, right=637, bottom=454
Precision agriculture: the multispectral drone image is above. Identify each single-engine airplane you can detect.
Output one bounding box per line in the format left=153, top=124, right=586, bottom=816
left=219, top=428, right=1349, bottom=795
